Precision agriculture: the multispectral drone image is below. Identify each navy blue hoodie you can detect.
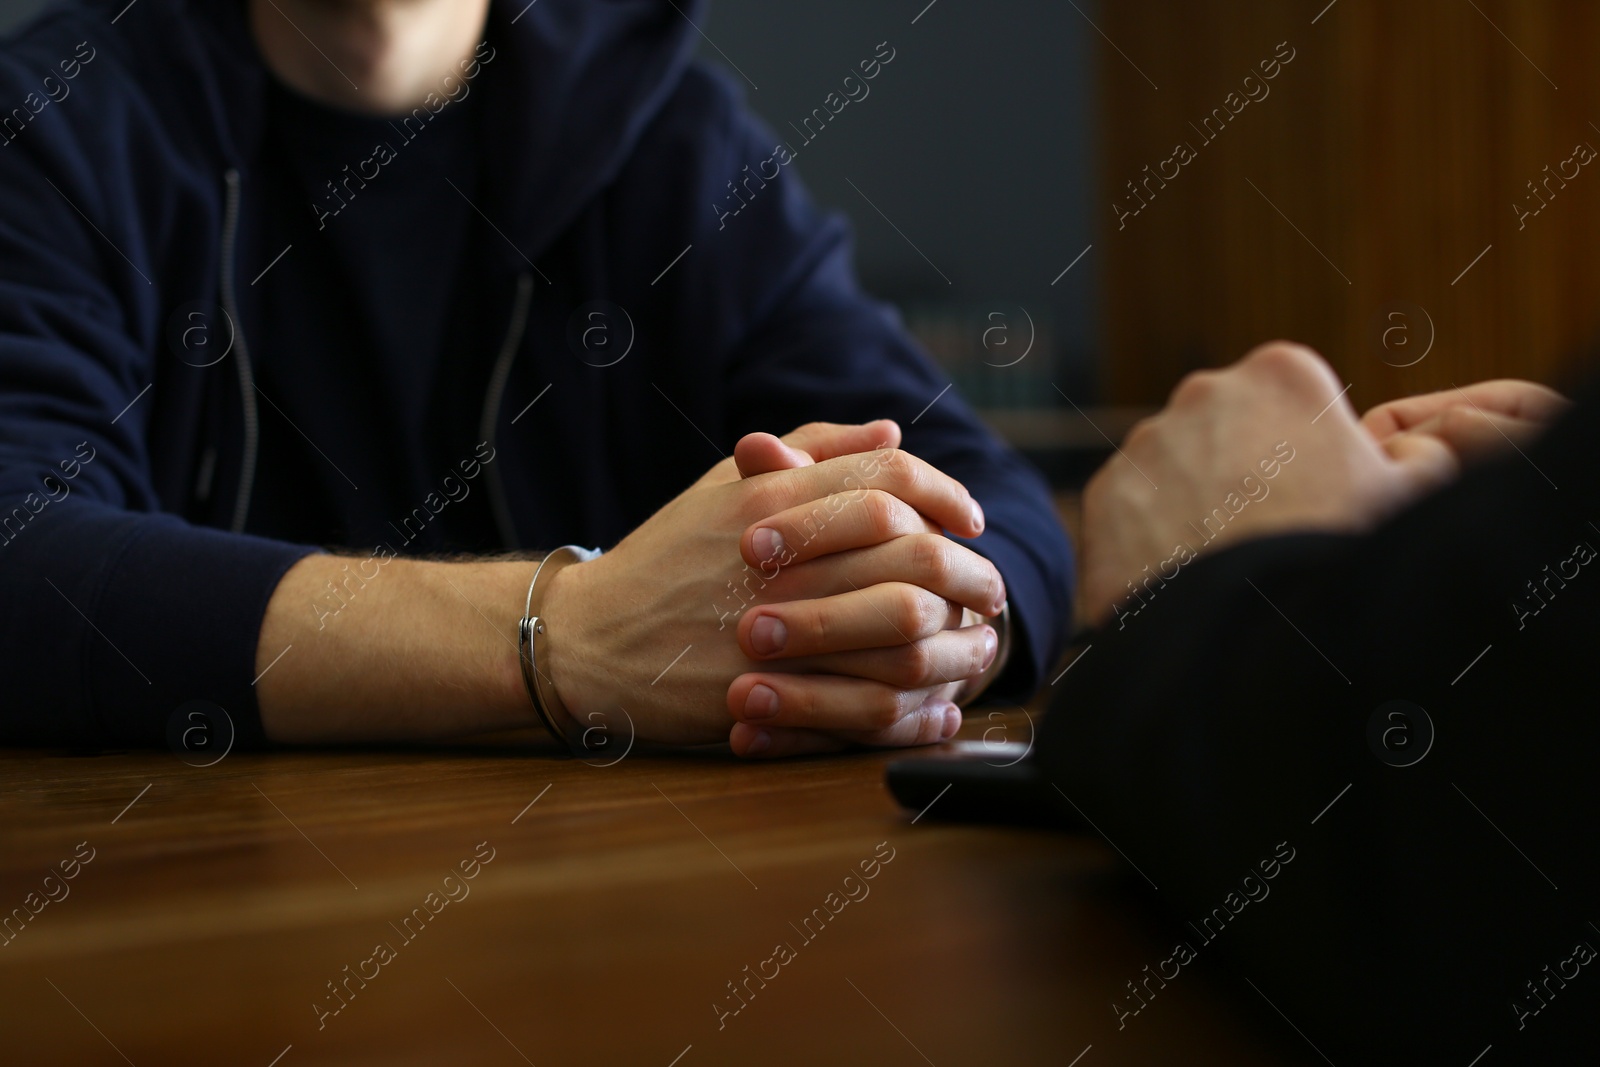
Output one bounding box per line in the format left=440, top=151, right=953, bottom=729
left=0, top=0, right=1073, bottom=748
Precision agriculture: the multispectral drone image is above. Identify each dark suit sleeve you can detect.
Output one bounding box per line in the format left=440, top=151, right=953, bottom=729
left=1038, top=382, right=1600, bottom=1063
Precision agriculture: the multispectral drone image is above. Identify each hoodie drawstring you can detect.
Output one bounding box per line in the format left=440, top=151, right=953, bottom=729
left=220, top=169, right=260, bottom=534
left=479, top=271, right=535, bottom=549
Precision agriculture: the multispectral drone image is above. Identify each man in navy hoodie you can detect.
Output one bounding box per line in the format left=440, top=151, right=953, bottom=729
left=0, top=0, right=1073, bottom=756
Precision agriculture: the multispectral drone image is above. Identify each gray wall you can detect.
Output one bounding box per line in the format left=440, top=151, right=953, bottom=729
left=0, top=0, right=46, bottom=30
left=697, top=1, right=1099, bottom=398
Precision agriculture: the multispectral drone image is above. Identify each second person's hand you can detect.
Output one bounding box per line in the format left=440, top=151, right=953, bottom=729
left=1360, top=379, right=1571, bottom=464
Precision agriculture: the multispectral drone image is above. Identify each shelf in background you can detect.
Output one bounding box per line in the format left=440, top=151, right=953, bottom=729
left=976, top=406, right=1157, bottom=486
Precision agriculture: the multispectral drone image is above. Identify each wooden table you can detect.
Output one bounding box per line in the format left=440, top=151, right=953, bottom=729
left=0, top=712, right=1312, bottom=1066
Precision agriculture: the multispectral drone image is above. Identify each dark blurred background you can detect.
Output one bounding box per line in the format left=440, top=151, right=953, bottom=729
left=8, top=0, right=1597, bottom=479
left=0, top=0, right=40, bottom=25
left=685, top=2, right=1101, bottom=409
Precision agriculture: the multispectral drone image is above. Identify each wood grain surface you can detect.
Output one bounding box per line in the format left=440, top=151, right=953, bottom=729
left=0, top=709, right=1316, bottom=1066
left=1099, top=0, right=1600, bottom=410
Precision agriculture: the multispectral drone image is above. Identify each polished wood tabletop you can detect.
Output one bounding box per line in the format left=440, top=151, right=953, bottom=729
left=0, top=709, right=1313, bottom=1066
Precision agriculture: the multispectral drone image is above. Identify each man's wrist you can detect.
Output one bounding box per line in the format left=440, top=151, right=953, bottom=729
left=421, top=558, right=536, bottom=726
left=514, top=546, right=601, bottom=749
left=258, top=554, right=537, bottom=744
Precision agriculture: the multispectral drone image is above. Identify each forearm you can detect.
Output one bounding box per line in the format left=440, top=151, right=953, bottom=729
left=255, top=553, right=534, bottom=744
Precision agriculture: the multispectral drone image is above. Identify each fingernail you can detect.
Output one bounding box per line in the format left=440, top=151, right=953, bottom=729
left=941, top=704, right=962, bottom=739
left=746, top=729, right=771, bottom=756
left=750, top=614, right=787, bottom=655
left=981, top=627, right=998, bottom=670
left=970, top=500, right=984, bottom=533
left=744, top=683, right=780, bottom=720
left=753, top=527, right=785, bottom=562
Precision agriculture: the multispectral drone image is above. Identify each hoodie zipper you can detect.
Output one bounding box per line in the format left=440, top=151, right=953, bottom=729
left=479, top=272, right=534, bottom=548
left=220, top=169, right=260, bottom=534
